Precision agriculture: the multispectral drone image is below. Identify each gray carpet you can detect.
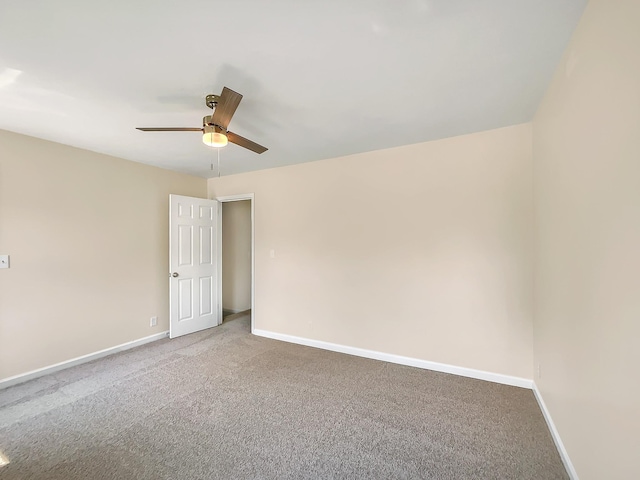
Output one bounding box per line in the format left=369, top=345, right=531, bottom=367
left=0, top=314, right=567, bottom=479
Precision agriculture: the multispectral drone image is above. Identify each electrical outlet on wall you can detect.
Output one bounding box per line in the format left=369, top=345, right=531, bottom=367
left=150, top=316, right=157, bottom=327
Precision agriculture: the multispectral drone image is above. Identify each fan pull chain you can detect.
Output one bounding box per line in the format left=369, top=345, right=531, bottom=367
left=217, top=148, right=221, bottom=178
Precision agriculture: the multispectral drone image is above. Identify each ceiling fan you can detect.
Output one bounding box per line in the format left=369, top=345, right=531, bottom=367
left=136, top=87, right=267, bottom=154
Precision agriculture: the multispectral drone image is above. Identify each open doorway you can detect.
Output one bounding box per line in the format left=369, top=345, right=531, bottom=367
left=218, top=195, right=254, bottom=331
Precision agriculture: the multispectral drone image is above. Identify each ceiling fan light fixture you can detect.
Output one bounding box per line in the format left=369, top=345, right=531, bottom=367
left=202, top=126, right=228, bottom=148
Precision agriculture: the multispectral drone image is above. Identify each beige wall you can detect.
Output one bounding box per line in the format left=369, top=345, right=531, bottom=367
left=222, top=200, right=252, bottom=313
left=209, top=124, right=534, bottom=379
left=533, top=0, right=640, bottom=478
left=0, top=130, right=207, bottom=381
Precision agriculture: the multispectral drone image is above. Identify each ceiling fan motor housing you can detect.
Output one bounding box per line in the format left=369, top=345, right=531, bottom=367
left=202, top=116, right=227, bottom=132
left=205, top=94, right=221, bottom=109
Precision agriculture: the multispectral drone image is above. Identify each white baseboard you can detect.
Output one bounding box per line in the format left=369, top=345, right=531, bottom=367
left=533, top=382, right=579, bottom=480
left=0, top=331, right=169, bottom=390
left=252, top=329, right=533, bottom=389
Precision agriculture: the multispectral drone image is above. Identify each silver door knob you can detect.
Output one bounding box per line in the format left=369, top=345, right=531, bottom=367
left=171, top=272, right=179, bottom=278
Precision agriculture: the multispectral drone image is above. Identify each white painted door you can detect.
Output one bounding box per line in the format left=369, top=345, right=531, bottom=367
left=169, top=194, right=221, bottom=338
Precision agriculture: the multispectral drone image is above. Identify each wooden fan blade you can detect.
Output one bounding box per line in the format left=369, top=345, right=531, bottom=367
left=136, top=127, right=203, bottom=131
left=211, top=87, right=242, bottom=129
left=227, top=131, right=268, bottom=154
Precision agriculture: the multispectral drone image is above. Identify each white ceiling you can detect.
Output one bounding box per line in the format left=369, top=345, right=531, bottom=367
left=0, top=0, right=586, bottom=178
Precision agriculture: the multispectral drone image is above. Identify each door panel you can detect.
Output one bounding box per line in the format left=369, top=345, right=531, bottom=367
left=200, top=226, right=213, bottom=264
left=178, top=225, right=193, bottom=266
left=178, top=278, right=193, bottom=321
left=200, top=276, right=213, bottom=315
left=170, top=194, right=220, bottom=338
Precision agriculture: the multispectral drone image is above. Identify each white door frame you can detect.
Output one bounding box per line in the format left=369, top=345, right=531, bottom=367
left=216, top=193, right=255, bottom=333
